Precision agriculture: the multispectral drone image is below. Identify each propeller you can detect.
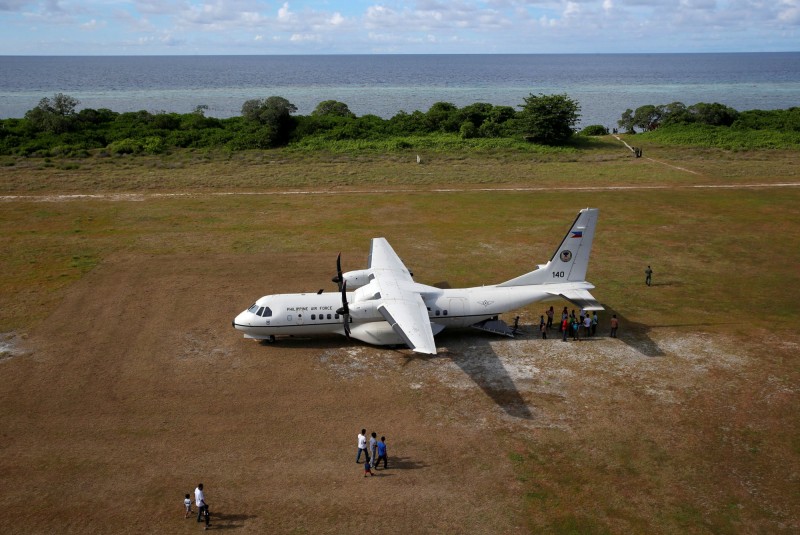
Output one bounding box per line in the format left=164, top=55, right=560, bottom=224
left=332, top=253, right=343, bottom=291
left=336, top=281, right=351, bottom=338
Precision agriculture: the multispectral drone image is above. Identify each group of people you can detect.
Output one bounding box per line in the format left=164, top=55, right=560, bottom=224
left=357, top=429, right=388, bottom=477
left=539, top=306, right=619, bottom=340
left=183, top=483, right=211, bottom=529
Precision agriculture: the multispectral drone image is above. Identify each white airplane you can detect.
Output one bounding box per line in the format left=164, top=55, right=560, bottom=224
left=233, top=208, right=602, bottom=354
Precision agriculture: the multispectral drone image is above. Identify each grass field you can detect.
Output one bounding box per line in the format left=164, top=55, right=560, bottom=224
left=1, top=138, right=798, bottom=533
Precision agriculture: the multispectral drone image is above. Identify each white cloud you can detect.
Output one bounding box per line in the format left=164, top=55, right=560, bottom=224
left=563, top=1, right=580, bottom=16
left=330, top=11, right=344, bottom=25
left=289, top=32, right=321, bottom=42
left=80, top=18, right=105, bottom=30
left=1, top=0, right=798, bottom=54
left=277, top=1, right=293, bottom=22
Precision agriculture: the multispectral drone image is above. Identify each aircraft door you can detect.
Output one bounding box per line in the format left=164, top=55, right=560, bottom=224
left=448, top=298, right=468, bottom=323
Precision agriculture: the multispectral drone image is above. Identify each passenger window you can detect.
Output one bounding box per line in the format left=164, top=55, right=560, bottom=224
left=327, top=314, right=332, bottom=320
left=443, top=310, right=448, bottom=316
left=311, top=314, right=316, bottom=320
left=335, top=314, right=339, bottom=319
left=435, top=310, right=440, bottom=316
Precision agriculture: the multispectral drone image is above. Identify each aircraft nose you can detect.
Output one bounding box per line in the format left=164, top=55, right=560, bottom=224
left=232, top=310, right=248, bottom=329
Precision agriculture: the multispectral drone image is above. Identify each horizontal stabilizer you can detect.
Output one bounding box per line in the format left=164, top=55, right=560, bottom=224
left=553, top=289, right=604, bottom=311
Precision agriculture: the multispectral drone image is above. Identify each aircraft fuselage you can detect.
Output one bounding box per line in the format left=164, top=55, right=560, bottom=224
left=233, top=283, right=572, bottom=342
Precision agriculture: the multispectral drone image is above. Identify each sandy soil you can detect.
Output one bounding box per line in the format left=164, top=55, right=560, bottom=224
left=0, top=252, right=796, bottom=533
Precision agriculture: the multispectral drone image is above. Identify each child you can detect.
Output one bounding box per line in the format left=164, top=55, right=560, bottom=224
left=364, top=458, right=374, bottom=477
left=184, top=493, right=192, bottom=518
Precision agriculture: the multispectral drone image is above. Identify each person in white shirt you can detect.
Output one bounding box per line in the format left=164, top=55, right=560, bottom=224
left=356, top=429, right=369, bottom=464
left=195, top=483, right=210, bottom=529
left=184, top=493, right=192, bottom=518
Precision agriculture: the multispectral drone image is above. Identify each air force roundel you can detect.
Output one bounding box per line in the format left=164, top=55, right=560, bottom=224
left=560, top=250, right=573, bottom=262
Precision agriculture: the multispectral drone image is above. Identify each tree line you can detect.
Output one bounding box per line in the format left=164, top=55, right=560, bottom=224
left=617, top=102, right=800, bottom=133
left=0, top=93, right=581, bottom=157
left=1, top=92, right=796, bottom=157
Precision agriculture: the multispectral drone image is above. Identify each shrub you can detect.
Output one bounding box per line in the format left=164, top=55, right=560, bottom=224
left=108, top=138, right=142, bottom=155
left=459, top=121, right=478, bottom=139
left=580, top=125, right=609, bottom=136
left=142, top=136, right=165, bottom=154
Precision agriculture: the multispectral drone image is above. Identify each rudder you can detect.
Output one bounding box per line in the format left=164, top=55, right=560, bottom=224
left=499, top=208, right=599, bottom=287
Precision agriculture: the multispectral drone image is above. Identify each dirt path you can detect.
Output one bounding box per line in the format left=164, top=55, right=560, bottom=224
left=2, top=180, right=799, bottom=203
left=612, top=133, right=704, bottom=175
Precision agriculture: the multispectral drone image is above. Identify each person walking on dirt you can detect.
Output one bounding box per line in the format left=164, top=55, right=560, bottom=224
left=184, top=493, right=192, bottom=518
left=195, top=483, right=211, bottom=529
left=369, top=432, right=378, bottom=468
left=645, top=265, right=653, bottom=286
left=364, top=459, right=374, bottom=477
left=561, top=318, right=569, bottom=342
left=591, top=312, right=598, bottom=337
left=356, top=429, right=369, bottom=464
left=375, top=436, right=388, bottom=470
left=610, top=315, right=619, bottom=338
left=546, top=306, right=554, bottom=330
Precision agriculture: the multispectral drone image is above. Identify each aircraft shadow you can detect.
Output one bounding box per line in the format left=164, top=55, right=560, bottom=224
left=436, top=331, right=534, bottom=420
left=600, top=305, right=665, bottom=357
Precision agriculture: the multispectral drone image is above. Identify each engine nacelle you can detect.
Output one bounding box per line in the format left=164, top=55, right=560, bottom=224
left=342, top=269, right=371, bottom=289
left=348, top=299, right=383, bottom=321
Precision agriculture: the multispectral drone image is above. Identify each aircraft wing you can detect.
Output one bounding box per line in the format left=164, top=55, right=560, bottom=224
left=369, top=238, right=437, bottom=354
left=368, top=237, right=414, bottom=282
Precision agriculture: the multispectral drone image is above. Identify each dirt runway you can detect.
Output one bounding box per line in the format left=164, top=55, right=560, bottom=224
left=1, top=250, right=796, bottom=533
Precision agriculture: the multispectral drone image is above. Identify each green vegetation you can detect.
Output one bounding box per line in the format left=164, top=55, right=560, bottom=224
left=638, top=123, right=800, bottom=150
left=516, top=93, right=581, bottom=144
left=3, top=93, right=798, bottom=159
left=579, top=124, right=610, bottom=136
left=0, top=92, right=581, bottom=157
left=617, top=103, right=800, bottom=149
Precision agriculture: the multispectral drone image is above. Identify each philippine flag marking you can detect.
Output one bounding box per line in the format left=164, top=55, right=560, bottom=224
left=571, top=231, right=583, bottom=238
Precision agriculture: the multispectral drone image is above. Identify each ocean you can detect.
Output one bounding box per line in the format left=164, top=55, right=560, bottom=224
left=1, top=53, right=798, bottom=128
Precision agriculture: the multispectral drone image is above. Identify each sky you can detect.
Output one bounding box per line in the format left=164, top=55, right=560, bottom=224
left=0, top=0, right=798, bottom=55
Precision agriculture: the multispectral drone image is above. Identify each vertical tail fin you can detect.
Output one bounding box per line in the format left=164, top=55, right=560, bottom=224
left=499, top=208, right=599, bottom=287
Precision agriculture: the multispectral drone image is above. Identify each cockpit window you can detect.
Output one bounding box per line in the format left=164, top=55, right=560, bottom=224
left=248, top=304, right=259, bottom=313
left=257, top=307, right=265, bottom=316
left=259, top=307, right=272, bottom=317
